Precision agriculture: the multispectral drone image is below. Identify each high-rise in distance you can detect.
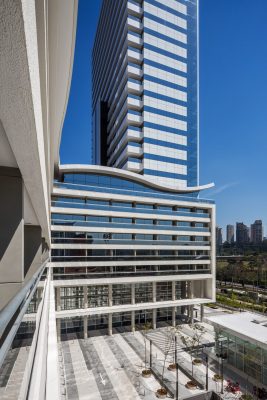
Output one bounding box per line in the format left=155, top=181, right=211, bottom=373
left=92, top=0, right=198, bottom=189
left=226, top=224, right=234, bottom=244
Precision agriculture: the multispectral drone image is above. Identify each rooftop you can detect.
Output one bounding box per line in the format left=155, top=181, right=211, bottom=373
left=206, top=312, right=267, bottom=348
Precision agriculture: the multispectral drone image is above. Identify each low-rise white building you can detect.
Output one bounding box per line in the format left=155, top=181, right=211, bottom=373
left=207, top=312, right=267, bottom=386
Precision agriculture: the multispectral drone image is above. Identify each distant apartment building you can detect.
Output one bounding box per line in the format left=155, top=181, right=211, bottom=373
left=250, top=220, right=263, bottom=244
left=216, top=226, right=223, bottom=247
left=226, top=224, right=234, bottom=243
left=236, top=222, right=249, bottom=245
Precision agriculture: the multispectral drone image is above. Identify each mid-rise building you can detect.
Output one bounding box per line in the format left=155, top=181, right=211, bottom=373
left=51, top=165, right=216, bottom=337
left=226, top=224, right=234, bottom=244
left=250, top=220, right=263, bottom=244
left=92, top=0, right=199, bottom=189
left=236, top=222, right=249, bottom=245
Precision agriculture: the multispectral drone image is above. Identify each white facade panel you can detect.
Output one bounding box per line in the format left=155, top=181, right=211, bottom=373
left=144, top=64, right=187, bottom=88
left=144, top=16, right=187, bottom=44
left=144, top=48, right=187, bottom=73
left=143, top=80, right=187, bottom=102
left=144, top=143, right=187, bottom=160
left=144, top=33, right=187, bottom=59
left=155, top=0, right=187, bottom=16
left=143, top=95, right=187, bottom=116
left=143, top=126, right=187, bottom=146
left=144, top=3, right=187, bottom=30
left=143, top=158, right=187, bottom=175
left=143, top=111, right=187, bottom=131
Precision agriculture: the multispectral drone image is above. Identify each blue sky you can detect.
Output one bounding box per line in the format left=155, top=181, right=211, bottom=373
left=60, top=0, right=267, bottom=238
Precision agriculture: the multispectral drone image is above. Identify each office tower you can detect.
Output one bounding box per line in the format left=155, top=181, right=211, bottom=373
left=251, top=220, right=263, bottom=244
left=0, top=0, right=78, bottom=396
left=236, top=222, right=249, bottom=245
left=226, top=224, right=234, bottom=243
left=51, top=0, right=216, bottom=340
left=216, top=226, right=223, bottom=247
left=92, top=0, right=198, bottom=189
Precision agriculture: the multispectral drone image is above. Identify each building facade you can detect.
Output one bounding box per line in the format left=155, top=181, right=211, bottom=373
left=0, top=1, right=78, bottom=398
left=236, top=222, right=249, bottom=245
left=250, top=220, right=263, bottom=244
left=226, top=224, right=234, bottom=244
left=51, top=165, right=215, bottom=338
left=92, top=0, right=199, bottom=189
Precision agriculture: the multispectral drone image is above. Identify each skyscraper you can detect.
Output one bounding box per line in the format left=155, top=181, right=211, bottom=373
left=226, top=224, right=234, bottom=244
left=92, top=0, right=198, bottom=189
left=236, top=222, right=249, bottom=245
left=250, top=220, right=263, bottom=244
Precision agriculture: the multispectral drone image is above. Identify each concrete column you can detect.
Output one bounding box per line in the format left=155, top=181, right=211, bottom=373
left=181, top=281, right=187, bottom=315
left=172, top=307, right=176, bottom=327
left=83, top=315, right=88, bottom=339
left=190, top=305, right=194, bottom=324
left=131, top=311, right=135, bottom=333
left=108, top=284, right=112, bottom=307
left=56, top=318, right=61, bottom=342
left=83, top=286, right=88, bottom=308
left=172, top=281, right=176, bottom=301
left=200, top=304, right=204, bottom=322
left=108, top=313, right=112, bottom=336
left=152, top=308, right=157, bottom=329
left=152, top=281, right=156, bottom=302
left=131, top=283, right=135, bottom=305
left=56, top=287, right=61, bottom=311
left=188, top=281, right=192, bottom=299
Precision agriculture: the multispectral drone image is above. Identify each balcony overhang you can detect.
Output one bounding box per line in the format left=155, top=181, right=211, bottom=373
left=58, top=164, right=214, bottom=194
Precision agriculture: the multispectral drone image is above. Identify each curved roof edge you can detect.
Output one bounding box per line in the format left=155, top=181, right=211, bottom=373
left=59, top=164, right=214, bottom=194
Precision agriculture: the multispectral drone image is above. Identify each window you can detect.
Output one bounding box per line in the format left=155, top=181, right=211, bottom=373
left=88, top=286, right=108, bottom=307
left=135, top=283, right=153, bottom=303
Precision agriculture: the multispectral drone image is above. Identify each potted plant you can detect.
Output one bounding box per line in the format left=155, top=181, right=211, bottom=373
left=141, top=322, right=152, bottom=378
left=185, top=380, right=197, bottom=390
left=156, top=388, right=168, bottom=399
left=213, top=374, right=222, bottom=382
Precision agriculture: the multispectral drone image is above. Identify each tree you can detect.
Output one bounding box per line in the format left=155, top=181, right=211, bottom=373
left=156, top=327, right=174, bottom=398
left=177, top=324, right=206, bottom=378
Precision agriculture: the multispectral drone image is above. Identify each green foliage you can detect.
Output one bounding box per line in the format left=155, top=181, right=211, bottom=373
left=216, top=293, right=267, bottom=313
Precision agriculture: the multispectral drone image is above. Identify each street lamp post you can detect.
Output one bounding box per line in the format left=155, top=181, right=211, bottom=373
left=150, top=339, right=152, bottom=368
left=175, top=335, right=179, bottom=400
left=206, top=354, right=209, bottom=391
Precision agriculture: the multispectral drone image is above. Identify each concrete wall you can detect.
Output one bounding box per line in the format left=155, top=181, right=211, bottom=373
left=0, top=167, right=24, bottom=284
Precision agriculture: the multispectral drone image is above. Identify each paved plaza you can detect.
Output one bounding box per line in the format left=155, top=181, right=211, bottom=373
left=59, top=320, right=246, bottom=400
